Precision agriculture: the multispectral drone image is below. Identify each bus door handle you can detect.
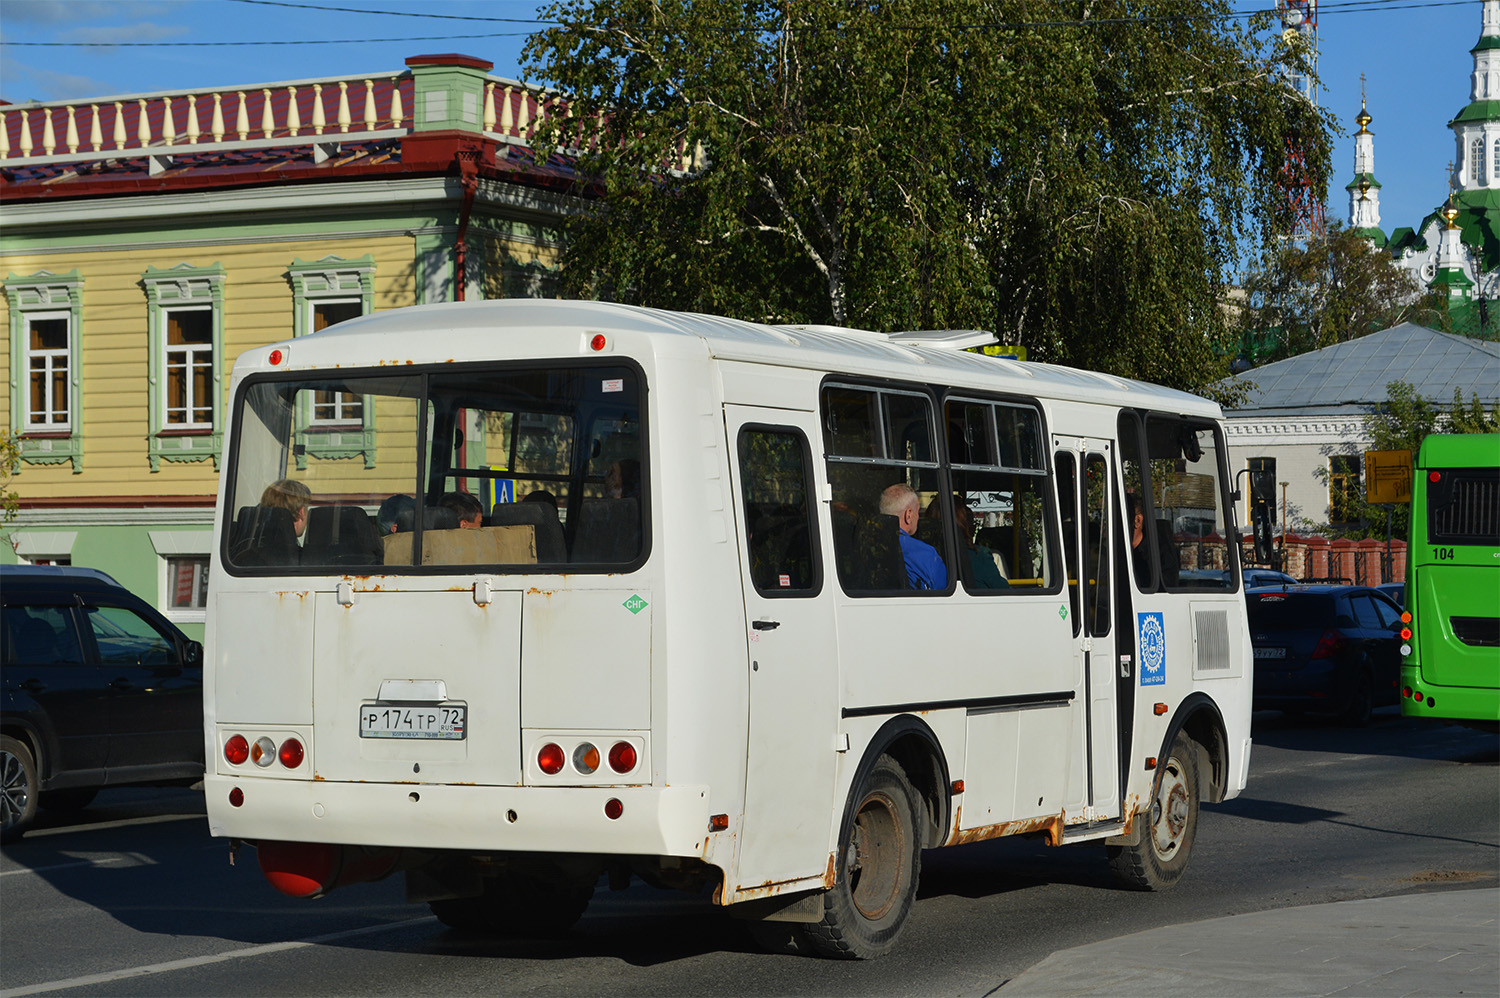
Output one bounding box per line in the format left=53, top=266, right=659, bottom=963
left=752, top=619, right=781, bottom=631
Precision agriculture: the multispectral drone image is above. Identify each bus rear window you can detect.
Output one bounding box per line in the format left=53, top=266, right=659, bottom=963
left=224, top=364, right=645, bottom=573
left=1427, top=468, right=1499, bottom=546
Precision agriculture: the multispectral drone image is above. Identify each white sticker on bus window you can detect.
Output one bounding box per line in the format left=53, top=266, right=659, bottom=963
left=779, top=574, right=791, bottom=588
left=602, top=378, right=624, bottom=393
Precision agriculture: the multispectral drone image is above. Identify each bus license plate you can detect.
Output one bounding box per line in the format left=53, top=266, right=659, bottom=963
left=359, top=704, right=466, bottom=740
left=1253, top=647, right=1287, bottom=660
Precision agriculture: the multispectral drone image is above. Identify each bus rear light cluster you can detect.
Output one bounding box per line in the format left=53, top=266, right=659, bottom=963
left=534, top=738, right=641, bottom=778
left=223, top=733, right=304, bottom=770
left=1400, top=611, right=1414, bottom=657
left=1402, top=687, right=1437, bottom=708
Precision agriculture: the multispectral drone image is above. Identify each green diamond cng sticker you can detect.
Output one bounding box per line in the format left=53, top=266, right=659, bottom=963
left=1058, top=604, right=1068, bottom=620
left=624, top=595, right=649, bottom=615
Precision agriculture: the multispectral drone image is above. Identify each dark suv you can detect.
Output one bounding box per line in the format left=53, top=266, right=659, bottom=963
left=2, top=566, right=203, bottom=841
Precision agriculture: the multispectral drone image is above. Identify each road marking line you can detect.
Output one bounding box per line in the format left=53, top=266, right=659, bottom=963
left=0, top=857, right=125, bottom=878
left=0, top=917, right=437, bottom=998
left=19, top=813, right=204, bottom=837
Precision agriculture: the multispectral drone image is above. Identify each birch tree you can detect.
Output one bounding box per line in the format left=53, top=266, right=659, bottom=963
left=524, top=0, right=1330, bottom=394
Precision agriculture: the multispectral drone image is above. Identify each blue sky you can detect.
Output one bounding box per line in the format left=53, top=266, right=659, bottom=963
left=0, top=0, right=1481, bottom=240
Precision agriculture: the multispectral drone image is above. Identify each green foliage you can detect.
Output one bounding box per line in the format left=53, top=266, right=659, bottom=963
left=1324, top=381, right=1500, bottom=539
left=0, top=431, right=19, bottom=529
left=1236, top=222, right=1447, bottom=364
left=523, top=0, right=1332, bottom=396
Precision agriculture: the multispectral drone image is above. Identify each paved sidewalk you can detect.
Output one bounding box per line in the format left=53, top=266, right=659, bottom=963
left=998, top=888, right=1499, bottom=997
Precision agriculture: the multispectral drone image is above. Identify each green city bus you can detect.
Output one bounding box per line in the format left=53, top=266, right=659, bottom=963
left=1401, top=433, right=1500, bottom=729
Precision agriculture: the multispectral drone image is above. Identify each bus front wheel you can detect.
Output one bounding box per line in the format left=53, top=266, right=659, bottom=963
left=1107, top=732, right=1200, bottom=891
left=802, top=756, right=922, bottom=959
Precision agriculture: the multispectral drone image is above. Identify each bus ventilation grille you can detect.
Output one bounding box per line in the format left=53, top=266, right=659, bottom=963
left=1193, top=609, right=1231, bottom=673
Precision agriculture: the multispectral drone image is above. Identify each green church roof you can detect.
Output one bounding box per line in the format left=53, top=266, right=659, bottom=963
left=1450, top=99, right=1500, bottom=125
left=1473, top=35, right=1500, bottom=52
left=1353, top=226, right=1388, bottom=246
left=1344, top=172, right=1383, bottom=191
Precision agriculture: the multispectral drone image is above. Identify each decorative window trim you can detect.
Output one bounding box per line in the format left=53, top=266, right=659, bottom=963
left=5, top=269, right=84, bottom=473
left=149, top=529, right=213, bottom=624
left=1472, top=136, right=1487, bottom=186
left=144, top=263, right=226, bottom=471
left=288, top=254, right=377, bottom=469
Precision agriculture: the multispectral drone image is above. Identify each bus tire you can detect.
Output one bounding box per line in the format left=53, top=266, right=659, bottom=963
left=1, top=736, right=39, bottom=843
left=430, top=870, right=593, bottom=936
left=802, top=756, right=922, bottom=959
left=1107, top=732, right=1199, bottom=891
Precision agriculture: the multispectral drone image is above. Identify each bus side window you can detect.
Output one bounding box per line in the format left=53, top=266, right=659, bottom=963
left=737, top=427, right=820, bottom=595
left=823, top=384, right=946, bottom=595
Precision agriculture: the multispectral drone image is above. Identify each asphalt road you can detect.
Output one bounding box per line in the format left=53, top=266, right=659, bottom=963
left=1, top=708, right=1496, bottom=998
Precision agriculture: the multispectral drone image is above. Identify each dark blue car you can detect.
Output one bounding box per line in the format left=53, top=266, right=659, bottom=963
left=2, top=566, right=203, bottom=841
left=1249, top=585, right=1404, bottom=726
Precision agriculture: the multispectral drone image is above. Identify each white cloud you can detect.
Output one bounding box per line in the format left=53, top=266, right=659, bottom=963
left=1, top=1, right=173, bottom=26
left=0, top=60, right=116, bottom=102
left=60, top=22, right=192, bottom=44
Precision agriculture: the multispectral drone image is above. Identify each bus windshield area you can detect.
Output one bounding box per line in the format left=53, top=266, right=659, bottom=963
left=223, top=364, right=645, bottom=573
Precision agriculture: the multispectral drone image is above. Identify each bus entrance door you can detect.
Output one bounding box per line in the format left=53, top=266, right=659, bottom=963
left=1056, top=439, right=1122, bottom=823
left=725, top=406, right=841, bottom=893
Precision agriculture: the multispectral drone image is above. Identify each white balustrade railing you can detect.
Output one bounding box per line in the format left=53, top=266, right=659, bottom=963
left=0, top=73, right=559, bottom=165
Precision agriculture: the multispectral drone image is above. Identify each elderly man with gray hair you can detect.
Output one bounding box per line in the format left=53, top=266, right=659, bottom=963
left=879, top=482, right=946, bottom=590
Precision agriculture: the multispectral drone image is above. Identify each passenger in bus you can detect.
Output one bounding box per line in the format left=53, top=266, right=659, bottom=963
left=1126, top=493, right=1179, bottom=588
left=377, top=494, right=414, bottom=534
left=605, top=459, right=641, bottom=500
left=879, top=483, right=946, bottom=590
left=953, top=502, right=1008, bottom=590
left=440, top=492, right=484, bottom=529
left=261, top=479, right=312, bottom=538
left=522, top=489, right=559, bottom=511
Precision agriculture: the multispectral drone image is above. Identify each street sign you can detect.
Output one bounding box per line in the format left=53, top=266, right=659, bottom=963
left=1365, top=449, right=1412, bottom=504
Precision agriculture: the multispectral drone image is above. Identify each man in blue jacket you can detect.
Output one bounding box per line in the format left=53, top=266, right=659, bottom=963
left=879, top=483, right=947, bottom=590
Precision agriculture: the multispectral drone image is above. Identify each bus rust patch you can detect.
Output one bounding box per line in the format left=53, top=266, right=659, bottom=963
left=946, top=812, right=1066, bottom=847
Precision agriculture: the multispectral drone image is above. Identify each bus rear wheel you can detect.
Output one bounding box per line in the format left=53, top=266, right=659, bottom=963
left=430, top=869, right=594, bottom=936
left=1107, top=732, right=1199, bottom=891
left=802, top=756, right=922, bottom=959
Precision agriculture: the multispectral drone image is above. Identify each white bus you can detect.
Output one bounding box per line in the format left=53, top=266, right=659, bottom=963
left=205, top=300, right=1252, bottom=958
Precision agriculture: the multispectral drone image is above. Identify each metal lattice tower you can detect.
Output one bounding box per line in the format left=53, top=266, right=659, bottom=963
left=1277, top=0, right=1326, bottom=241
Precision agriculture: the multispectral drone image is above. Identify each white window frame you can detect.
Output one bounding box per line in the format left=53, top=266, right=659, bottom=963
left=288, top=254, right=377, bottom=469
left=5, top=270, right=84, bottom=472
left=150, top=529, right=214, bottom=625
left=163, top=306, right=216, bottom=430
left=144, top=263, right=226, bottom=471
left=1472, top=136, right=1487, bottom=186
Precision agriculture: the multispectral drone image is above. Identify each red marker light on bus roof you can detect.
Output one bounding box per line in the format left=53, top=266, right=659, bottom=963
left=268, top=348, right=284, bottom=366
left=590, top=334, right=607, bottom=352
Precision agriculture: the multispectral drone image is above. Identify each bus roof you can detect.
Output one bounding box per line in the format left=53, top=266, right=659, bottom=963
left=245, top=299, right=1221, bottom=417
left=1417, top=432, right=1500, bottom=467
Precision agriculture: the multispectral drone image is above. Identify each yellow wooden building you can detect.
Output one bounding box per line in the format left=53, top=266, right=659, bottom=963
left=1, top=54, right=574, bottom=637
